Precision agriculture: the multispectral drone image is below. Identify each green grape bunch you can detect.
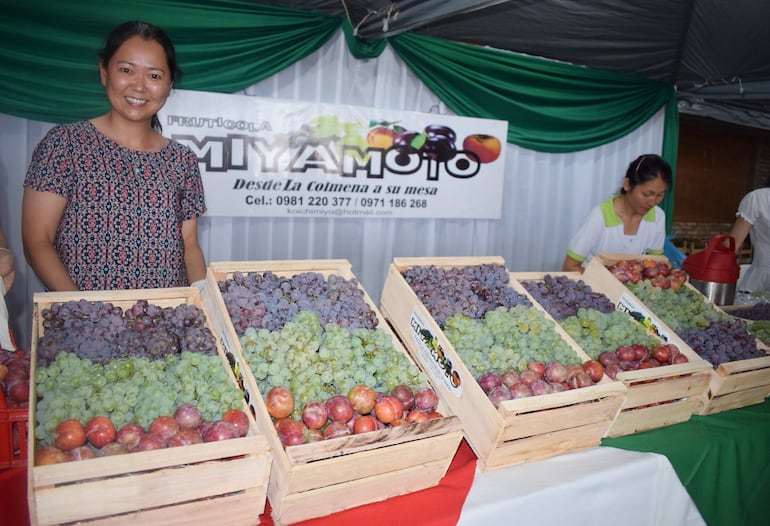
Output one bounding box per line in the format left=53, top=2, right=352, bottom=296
left=442, top=305, right=581, bottom=377
left=559, top=308, right=660, bottom=359
left=239, top=310, right=428, bottom=420
left=626, top=281, right=731, bottom=331
left=34, top=350, right=243, bottom=445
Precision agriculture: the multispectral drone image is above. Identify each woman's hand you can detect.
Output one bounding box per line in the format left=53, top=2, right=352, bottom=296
left=0, top=247, right=14, bottom=294
left=0, top=224, right=15, bottom=294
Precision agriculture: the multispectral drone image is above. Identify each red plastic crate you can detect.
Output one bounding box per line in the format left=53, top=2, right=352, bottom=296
left=0, top=387, right=28, bottom=469
left=0, top=349, right=29, bottom=470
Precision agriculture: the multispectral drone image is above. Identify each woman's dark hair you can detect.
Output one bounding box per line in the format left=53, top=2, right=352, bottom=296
left=620, top=154, right=672, bottom=194
left=99, top=21, right=181, bottom=133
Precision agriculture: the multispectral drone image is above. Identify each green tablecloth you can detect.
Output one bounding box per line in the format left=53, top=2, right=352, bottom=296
left=603, top=398, right=770, bottom=526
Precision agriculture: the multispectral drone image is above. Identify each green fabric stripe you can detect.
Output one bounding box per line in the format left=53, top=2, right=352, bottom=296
left=566, top=249, right=585, bottom=262
left=599, top=197, right=621, bottom=227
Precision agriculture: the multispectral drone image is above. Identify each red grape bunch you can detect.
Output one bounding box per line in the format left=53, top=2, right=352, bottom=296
left=729, top=303, right=770, bottom=320
left=218, top=271, right=378, bottom=335
left=36, top=300, right=217, bottom=366
left=521, top=274, right=615, bottom=320
left=403, top=264, right=531, bottom=326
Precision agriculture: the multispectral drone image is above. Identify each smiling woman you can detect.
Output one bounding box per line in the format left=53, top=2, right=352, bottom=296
left=20, top=21, right=207, bottom=292
left=96, top=21, right=179, bottom=138
left=562, top=154, right=673, bottom=272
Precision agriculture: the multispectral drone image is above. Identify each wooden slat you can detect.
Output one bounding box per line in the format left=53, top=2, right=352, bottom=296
left=697, top=385, right=770, bottom=415
left=498, top=392, right=621, bottom=442
left=32, top=436, right=266, bottom=486
left=271, top=429, right=462, bottom=495
left=69, top=491, right=265, bottom=526
left=34, top=455, right=268, bottom=525
left=270, top=457, right=451, bottom=526
left=605, top=398, right=702, bottom=438
left=480, top=424, right=603, bottom=471
left=283, top=416, right=462, bottom=464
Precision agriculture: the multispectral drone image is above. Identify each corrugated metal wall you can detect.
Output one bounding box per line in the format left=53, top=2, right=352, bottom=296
left=0, top=29, right=664, bottom=348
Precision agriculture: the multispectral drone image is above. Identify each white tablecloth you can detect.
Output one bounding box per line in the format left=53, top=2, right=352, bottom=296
left=457, top=446, right=705, bottom=526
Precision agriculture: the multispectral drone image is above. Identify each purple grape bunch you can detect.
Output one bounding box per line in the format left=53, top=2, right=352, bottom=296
left=678, top=319, right=765, bottom=368
left=36, top=299, right=217, bottom=366
left=627, top=281, right=766, bottom=366
left=730, top=303, right=770, bottom=321
left=402, top=264, right=531, bottom=326
left=218, top=271, right=378, bottom=335
left=520, top=274, right=615, bottom=321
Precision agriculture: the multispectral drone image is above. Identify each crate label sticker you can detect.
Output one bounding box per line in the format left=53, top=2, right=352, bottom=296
left=409, top=309, right=463, bottom=396
left=617, top=293, right=672, bottom=342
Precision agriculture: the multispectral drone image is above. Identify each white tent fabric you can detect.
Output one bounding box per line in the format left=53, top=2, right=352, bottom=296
left=0, top=29, right=664, bottom=348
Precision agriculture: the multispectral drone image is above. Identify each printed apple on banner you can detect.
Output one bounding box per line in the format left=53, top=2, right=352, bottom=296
left=463, top=134, right=502, bottom=164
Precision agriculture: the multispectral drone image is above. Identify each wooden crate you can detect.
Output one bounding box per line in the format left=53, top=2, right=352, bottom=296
left=28, top=288, right=272, bottom=526
left=514, top=270, right=712, bottom=437
left=379, top=257, right=627, bottom=472
left=586, top=254, right=770, bottom=416
left=202, top=260, right=464, bottom=526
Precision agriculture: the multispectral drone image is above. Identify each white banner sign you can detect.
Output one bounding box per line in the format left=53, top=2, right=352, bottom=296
left=159, top=90, right=507, bottom=219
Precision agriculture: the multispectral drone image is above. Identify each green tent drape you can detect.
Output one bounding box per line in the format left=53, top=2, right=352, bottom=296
left=0, top=0, right=679, bottom=228
left=0, top=0, right=342, bottom=123
left=388, top=32, right=679, bottom=229
left=389, top=32, right=675, bottom=153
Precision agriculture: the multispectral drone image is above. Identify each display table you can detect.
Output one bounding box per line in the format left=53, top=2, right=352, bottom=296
left=4, top=398, right=770, bottom=526
left=458, top=446, right=703, bottom=526
left=604, top=397, right=770, bottom=526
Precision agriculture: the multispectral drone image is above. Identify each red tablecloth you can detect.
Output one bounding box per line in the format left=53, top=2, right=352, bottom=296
left=1, top=466, right=27, bottom=526
left=1, top=439, right=477, bottom=526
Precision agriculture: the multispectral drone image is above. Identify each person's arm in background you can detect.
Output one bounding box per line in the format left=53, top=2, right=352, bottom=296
left=729, top=216, right=752, bottom=255
left=181, top=217, right=206, bottom=284
left=562, top=255, right=585, bottom=272
left=21, top=187, right=78, bottom=291
left=562, top=207, right=602, bottom=272
left=0, top=221, right=15, bottom=293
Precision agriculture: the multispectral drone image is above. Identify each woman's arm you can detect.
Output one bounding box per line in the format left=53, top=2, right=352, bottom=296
left=181, top=217, right=206, bottom=284
left=21, top=188, right=78, bottom=291
left=562, top=255, right=585, bottom=273
left=729, top=216, right=752, bottom=254
left=0, top=222, right=15, bottom=293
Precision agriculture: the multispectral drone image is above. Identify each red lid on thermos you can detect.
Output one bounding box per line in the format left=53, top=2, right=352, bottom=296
left=681, top=235, right=740, bottom=284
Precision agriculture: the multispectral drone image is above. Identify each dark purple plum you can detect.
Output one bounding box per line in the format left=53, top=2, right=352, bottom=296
left=420, top=136, right=456, bottom=161
left=424, top=124, right=456, bottom=142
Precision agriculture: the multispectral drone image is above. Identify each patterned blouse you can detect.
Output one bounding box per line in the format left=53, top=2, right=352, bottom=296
left=24, top=121, right=206, bottom=290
